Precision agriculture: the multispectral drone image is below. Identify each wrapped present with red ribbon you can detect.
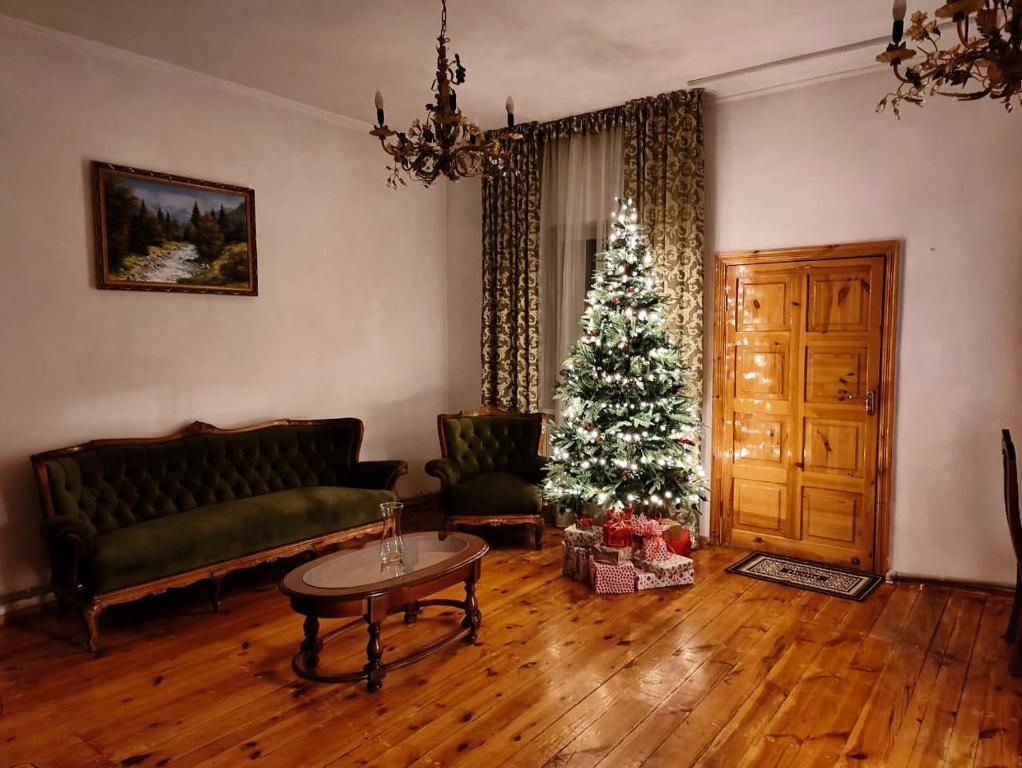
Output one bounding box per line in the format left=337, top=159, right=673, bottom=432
left=561, top=542, right=591, bottom=583
left=589, top=557, right=636, bottom=594
left=632, top=515, right=672, bottom=563
left=602, top=510, right=635, bottom=549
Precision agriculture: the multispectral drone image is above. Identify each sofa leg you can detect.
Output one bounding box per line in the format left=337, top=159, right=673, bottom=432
left=533, top=519, right=544, bottom=551
left=82, top=600, right=102, bottom=654
left=210, top=576, right=224, bottom=614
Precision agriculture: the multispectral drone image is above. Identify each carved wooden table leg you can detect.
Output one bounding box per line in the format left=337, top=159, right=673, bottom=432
left=364, top=618, right=385, bottom=691
left=403, top=602, right=421, bottom=624
left=462, top=574, right=481, bottom=643
left=300, top=615, right=322, bottom=670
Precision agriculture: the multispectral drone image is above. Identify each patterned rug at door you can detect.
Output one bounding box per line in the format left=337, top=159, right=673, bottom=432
left=725, top=551, right=883, bottom=601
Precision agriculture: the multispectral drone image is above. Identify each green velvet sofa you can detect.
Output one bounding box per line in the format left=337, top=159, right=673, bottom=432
left=31, top=418, right=406, bottom=651
left=425, top=408, right=547, bottom=549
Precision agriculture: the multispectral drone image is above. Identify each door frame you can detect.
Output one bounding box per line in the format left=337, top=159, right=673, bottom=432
left=709, top=241, right=901, bottom=574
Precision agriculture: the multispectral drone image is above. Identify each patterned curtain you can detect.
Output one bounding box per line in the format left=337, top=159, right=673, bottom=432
left=481, top=125, right=542, bottom=411
left=480, top=91, right=704, bottom=417
left=623, top=90, right=706, bottom=422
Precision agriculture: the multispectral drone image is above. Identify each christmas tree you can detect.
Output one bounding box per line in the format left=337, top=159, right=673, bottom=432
left=542, top=199, right=705, bottom=531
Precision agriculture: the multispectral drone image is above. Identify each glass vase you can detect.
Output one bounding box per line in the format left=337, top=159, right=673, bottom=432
left=379, top=501, right=405, bottom=565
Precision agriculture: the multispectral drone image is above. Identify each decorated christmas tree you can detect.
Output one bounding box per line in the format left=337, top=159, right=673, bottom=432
left=542, top=199, right=705, bottom=534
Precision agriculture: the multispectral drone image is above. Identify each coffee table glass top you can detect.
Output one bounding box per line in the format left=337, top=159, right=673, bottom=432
left=302, top=531, right=474, bottom=590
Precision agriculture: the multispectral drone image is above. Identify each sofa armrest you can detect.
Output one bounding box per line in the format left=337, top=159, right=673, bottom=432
left=40, top=516, right=95, bottom=594
left=520, top=455, right=548, bottom=485
left=425, top=458, right=460, bottom=490
left=347, top=460, right=407, bottom=491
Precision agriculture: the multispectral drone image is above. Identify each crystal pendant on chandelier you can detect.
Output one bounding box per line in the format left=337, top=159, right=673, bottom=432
left=876, top=0, right=1022, bottom=116
left=370, top=0, right=521, bottom=187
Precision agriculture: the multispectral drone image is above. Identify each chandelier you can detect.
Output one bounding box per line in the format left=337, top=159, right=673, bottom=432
left=877, top=0, right=1022, bottom=116
left=370, top=0, right=520, bottom=187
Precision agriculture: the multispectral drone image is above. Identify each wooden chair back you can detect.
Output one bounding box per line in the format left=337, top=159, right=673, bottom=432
left=1003, top=429, right=1022, bottom=567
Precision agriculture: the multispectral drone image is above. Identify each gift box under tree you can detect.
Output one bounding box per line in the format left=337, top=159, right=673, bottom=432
left=635, top=554, right=694, bottom=590
left=589, top=557, right=636, bottom=594
left=561, top=541, right=591, bottom=583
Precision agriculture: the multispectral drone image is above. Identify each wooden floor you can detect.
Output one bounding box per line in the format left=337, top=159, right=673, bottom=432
left=1, top=532, right=1020, bottom=768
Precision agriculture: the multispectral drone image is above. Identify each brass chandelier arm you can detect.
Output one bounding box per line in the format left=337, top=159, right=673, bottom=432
left=877, top=0, right=1021, bottom=116
left=370, top=0, right=520, bottom=187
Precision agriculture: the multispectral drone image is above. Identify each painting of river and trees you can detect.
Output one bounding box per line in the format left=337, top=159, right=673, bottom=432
left=93, top=163, right=257, bottom=295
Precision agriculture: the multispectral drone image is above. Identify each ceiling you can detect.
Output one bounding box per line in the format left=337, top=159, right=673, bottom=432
left=0, top=0, right=897, bottom=128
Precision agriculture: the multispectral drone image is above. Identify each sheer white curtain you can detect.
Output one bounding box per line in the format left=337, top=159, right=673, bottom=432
left=539, top=127, right=624, bottom=413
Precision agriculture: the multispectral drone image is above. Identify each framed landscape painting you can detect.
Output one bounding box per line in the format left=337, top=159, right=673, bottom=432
left=93, top=162, right=257, bottom=295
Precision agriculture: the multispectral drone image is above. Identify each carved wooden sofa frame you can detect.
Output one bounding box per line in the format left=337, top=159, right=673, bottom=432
left=31, top=418, right=406, bottom=652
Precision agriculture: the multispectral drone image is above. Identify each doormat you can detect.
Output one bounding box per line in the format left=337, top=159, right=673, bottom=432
left=725, top=551, right=882, bottom=601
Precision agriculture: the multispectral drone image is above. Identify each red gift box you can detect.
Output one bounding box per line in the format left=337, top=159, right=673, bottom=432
left=602, top=510, right=635, bottom=548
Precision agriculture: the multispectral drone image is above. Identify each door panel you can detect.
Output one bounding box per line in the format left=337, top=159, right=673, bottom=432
left=805, top=348, right=867, bottom=403
left=734, top=479, right=788, bottom=534
left=719, top=255, right=887, bottom=570
left=803, top=418, right=864, bottom=476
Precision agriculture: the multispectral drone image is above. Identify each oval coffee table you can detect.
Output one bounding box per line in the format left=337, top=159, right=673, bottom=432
left=280, top=531, right=488, bottom=692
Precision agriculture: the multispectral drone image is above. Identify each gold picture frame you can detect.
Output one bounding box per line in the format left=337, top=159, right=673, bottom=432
left=93, top=161, right=257, bottom=296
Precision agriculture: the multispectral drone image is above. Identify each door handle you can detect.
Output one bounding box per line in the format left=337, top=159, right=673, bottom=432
left=865, top=389, right=877, bottom=416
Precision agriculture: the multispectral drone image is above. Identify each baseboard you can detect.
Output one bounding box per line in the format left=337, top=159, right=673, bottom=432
left=891, top=571, right=1014, bottom=596
left=0, top=585, right=53, bottom=623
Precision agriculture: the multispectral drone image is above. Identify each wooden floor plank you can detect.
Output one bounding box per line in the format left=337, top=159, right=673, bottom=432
left=941, top=596, right=1011, bottom=768
left=970, top=597, right=1022, bottom=768
left=838, top=584, right=954, bottom=767
left=661, top=583, right=893, bottom=768
left=0, top=535, right=1018, bottom=768
left=511, top=580, right=816, bottom=768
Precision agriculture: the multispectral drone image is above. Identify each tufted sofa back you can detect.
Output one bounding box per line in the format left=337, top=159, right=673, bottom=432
left=36, top=420, right=362, bottom=534
left=441, top=415, right=543, bottom=480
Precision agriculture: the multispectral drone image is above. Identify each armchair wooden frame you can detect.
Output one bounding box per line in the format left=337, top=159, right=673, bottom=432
left=428, top=406, right=547, bottom=550
left=31, top=418, right=406, bottom=652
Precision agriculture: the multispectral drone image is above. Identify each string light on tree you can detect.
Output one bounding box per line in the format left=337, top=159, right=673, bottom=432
left=542, top=198, right=706, bottom=534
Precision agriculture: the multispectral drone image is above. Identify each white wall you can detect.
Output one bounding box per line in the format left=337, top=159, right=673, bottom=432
left=706, top=71, right=1022, bottom=586
left=0, top=19, right=448, bottom=603
left=442, top=71, right=1022, bottom=586
left=445, top=177, right=483, bottom=412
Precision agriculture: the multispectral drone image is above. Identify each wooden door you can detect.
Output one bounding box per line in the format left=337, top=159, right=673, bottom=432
left=712, top=243, right=899, bottom=573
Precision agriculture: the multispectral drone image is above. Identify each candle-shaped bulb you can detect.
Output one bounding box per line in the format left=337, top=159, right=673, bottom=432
left=374, top=91, right=385, bottom=126
left=506, top=95, right=515, bottom=128
left=891, top=0, right=907, bottom=43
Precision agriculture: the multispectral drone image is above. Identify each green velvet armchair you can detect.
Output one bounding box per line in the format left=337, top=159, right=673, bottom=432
left=425, top=407, right=547, bottom=549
